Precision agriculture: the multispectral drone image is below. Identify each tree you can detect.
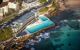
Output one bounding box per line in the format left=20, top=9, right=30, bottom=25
left=0, top=27, right=13, bottom=41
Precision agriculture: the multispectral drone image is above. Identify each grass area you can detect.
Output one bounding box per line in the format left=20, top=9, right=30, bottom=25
left=0, top=12, right=18, bottom=25
left=39, top=7, right=48, bottom=14
left=0, top=27, right=13, bottom=41
left=39, top=0, right=48, bottom=4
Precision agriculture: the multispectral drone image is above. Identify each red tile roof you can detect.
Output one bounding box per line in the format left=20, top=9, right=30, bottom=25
left=9, top=0, right=16, bottom=2
left=0, top=2, right=8, bottom=8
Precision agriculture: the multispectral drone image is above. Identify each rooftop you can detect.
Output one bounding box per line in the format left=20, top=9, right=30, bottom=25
left=0, top=2, right=8, bottom=8
left=9, top=0, right=16, bottom=2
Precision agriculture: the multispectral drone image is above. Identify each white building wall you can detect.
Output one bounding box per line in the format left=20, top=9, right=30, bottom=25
left=0, top=8, right=4, bottom=17
left=3, top=6, right=8, bottom=14
left=8, top=2, right=17, bottom=10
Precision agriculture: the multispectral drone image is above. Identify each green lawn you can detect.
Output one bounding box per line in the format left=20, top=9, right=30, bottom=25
left=0, top=12, right=18, bottom=25
left=39, top=7, right=48, bottom=14
left=39, top=0, right=48, bottom=4
left=0, top=27, right=13, bottom=41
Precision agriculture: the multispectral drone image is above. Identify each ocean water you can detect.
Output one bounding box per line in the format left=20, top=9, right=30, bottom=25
left=21, top=23, right=80, bottom=50
left=49, top=25, right=80, bottom=50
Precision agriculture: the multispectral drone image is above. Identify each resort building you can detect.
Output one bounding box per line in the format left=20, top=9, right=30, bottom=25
left=0, top=2, right=8, bottom=21
left=8, top=0, right=19, bottom=11
left=0, top=0, right=20, bottom=21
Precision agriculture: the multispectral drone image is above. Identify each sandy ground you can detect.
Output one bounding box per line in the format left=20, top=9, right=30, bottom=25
left=65, top=0, right=80, bottom=8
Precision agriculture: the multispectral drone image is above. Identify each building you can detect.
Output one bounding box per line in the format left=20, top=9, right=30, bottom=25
left=0, top=2, right=8, bottom=21
left=8, top=0, right=19, bottom=11
left=22, top=0, right=40, bottom=9
left=3, top=0, right=9, bottom=2
left=0, top=0, right=20, bottom=21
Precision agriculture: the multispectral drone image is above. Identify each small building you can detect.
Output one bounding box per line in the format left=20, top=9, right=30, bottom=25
left=0, top=2, right=8, bottom=21
left=8, top=0, right=19, bottom=11
left=0, top=0, right=20, bottom=21
left=3, top=0, right=9, bottom=2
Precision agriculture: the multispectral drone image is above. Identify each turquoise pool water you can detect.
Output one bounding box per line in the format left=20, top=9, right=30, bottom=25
left=25, top=16, right=55, bottom=34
